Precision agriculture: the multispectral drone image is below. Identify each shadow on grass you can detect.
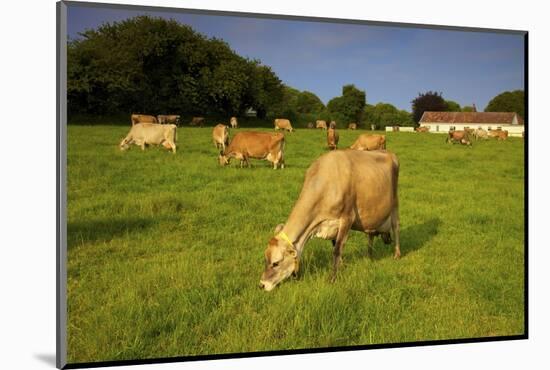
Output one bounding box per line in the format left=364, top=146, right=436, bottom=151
left=67, top=217, right=157, bottom=248
left=370, top=217, right=441, bottom=260
left=301, top=217, right=441, bottom=275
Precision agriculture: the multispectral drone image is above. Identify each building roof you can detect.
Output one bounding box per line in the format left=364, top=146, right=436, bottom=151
left=419, top=111, right=524, bottom=125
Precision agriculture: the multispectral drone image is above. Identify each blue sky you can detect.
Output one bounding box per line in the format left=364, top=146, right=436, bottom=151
left=67, top=5, right=525, bottom=111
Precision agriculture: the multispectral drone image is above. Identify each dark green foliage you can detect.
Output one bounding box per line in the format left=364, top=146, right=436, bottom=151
left=295, top=91, right=325, bottom=114
left=364, top=103, right=414, bottom=129
left=445, top=100, right=461, bottom=112
left=327, top=84, right=366, bottom=125
left=485, top=90, right=525, bottom=119
left=68, top=16, right=284, bottom=119
left=411, top=91, right=448, bottom=124
left=462, top=106, right=476, bottom=112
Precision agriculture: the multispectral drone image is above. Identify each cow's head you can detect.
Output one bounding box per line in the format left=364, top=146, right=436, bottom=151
left=218, top=153, right=229, bottom=166
left=119, top=138, right=131, bottom=151
left=259, top=232, right=299, bottom=291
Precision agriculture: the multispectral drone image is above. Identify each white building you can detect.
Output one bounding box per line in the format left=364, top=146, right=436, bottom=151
left=418, top=111, right=525, bottom=137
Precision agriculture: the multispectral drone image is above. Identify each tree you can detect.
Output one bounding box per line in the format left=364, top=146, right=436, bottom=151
left=445, top=100, right=461, bottom=112
left=67, top=16, right=284, bottom=119
left=327, top=84, right=366, bottom=124
left=364, top=103, right=414, bottom=129
left=462, top=105, right=475, bottom=112
left=411, top=91, right=447, bottom=124
left=485, top=90, right=525, bottom=119
left=295, top=91, right=325, bottom=114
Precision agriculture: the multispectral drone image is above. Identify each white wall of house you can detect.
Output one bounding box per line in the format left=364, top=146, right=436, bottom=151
left=418, top=122, right=524, bottom=137
left=385, top=126, right=415, bottom=132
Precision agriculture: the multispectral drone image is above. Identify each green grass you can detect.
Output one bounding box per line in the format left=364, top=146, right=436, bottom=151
left=67, top=125, right=525, bottom=363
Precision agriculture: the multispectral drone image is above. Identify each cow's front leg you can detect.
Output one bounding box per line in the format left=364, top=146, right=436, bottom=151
left=330, top=220, right=352, bottom=283
left=366, top=233, right=375, bottom=259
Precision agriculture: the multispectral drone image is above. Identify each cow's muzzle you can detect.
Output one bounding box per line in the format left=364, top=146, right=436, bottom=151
left=259, top=280, right=275, bottom=291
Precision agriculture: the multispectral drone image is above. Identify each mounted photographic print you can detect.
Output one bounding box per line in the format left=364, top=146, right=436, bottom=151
left=56, top=1, right=527, bottom=368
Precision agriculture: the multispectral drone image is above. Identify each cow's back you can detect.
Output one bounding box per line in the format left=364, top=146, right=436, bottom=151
left=303, top=150, right=397, bottom=230
left=226, top=132, right=282, bottom=156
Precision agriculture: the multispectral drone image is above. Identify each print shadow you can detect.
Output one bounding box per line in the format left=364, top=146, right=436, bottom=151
left=33, top=353, right=56, bottom=366
left=67, top=217, right=156, bottom=248
left=300, top=217, right=441, bottom=276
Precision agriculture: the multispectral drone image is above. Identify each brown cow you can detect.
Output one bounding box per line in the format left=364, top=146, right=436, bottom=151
left=475, top=128, right=488, bottom=140
left=316, top=120, right=327, bottom=130
left=329, top=121, right=337, bottom=129
left=259, top=150, right=400, bottom=291
left=157, top=115, right=180, bottom=125
left=230, top=116, right=238, bottom=129
left=131, top=114, right=157, bottom=125
left=274, top=118, right=294, bottom=132
left=446, top=130, right=472, bottom=146
left=307, top=122, right=314, bottom=129
left=219, top=132, right=285, bottom=169
left=120, top=123, right=177, bottom=153
left=488, top=129, right=509, bottom=140
left=350, top=134, right=386, bottom=151
left=212, top=124, right=229, bottom=153
left=190, top=117, right=205, bottom=127
left=327, top=127, right=339, bottom=150
left=415, top=126, right=430, bottom=132
left=348, top=123, right=357, bottom=130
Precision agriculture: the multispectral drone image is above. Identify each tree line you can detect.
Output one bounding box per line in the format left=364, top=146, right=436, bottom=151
left=68, top=16, right=525, bottom=127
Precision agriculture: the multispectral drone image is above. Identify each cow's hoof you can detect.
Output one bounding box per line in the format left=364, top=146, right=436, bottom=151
left=393, top=252, right=401, bottom=260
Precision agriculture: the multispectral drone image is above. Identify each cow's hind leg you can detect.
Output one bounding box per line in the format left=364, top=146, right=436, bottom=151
left=330, top=219, right=352, bottom=283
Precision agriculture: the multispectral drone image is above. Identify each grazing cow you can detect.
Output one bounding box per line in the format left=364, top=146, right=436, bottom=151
left=327, top=127, right=339, bottom=150
left=350, top=134, right=386, bottom=151
left=306, top=122, right=314, bottom=129
left=230, top=116, right=238, bottom=129
left=348, top=123, right=357, bottom=130
left=488, top=129, right=509, bottom=140
left=120, top=123, right=177, bottom=153
left=219, top=132, right=285, bottom=169
left=212, top=124, right=230, bottom=153
left=415, top=126, right=430, bottom=132
left=316, top=120, right=327, bottom=130
left=190, top=117, right=205, bottom=127
left=329, top=121, right=337, bottom=129
left=259, top=150, right=400, bottom=291
left=274, top=118, right=294, bottom=132
left=475, top=128, right=488, bottom=140
left=131, top=114, right=157, bottom=126
left=157, top=115, right=181, bottom=125
left=446, top=130, right=472, bottom=146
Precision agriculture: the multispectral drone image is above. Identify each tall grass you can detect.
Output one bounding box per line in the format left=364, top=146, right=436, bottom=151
left=66, top=125, right=525, bottom=363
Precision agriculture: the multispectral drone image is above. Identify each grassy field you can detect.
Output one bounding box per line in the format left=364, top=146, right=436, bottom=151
left=66, top=125, right=525, bottom=364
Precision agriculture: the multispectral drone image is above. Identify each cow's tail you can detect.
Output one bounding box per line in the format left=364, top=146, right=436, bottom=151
left=390, top=152, right=400, bottom=210
left=281, top=135, right=286, bottom=164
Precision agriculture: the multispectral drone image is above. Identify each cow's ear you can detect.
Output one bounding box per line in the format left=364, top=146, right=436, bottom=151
left=273, top=224, right=284, bottom=235
left=287, top=248, right=297, bottom=258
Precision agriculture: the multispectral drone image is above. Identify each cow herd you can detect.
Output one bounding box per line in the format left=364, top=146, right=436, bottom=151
left=416, top=125, right=512, bottom=146
left=117, top=114, right=519, bottom=292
